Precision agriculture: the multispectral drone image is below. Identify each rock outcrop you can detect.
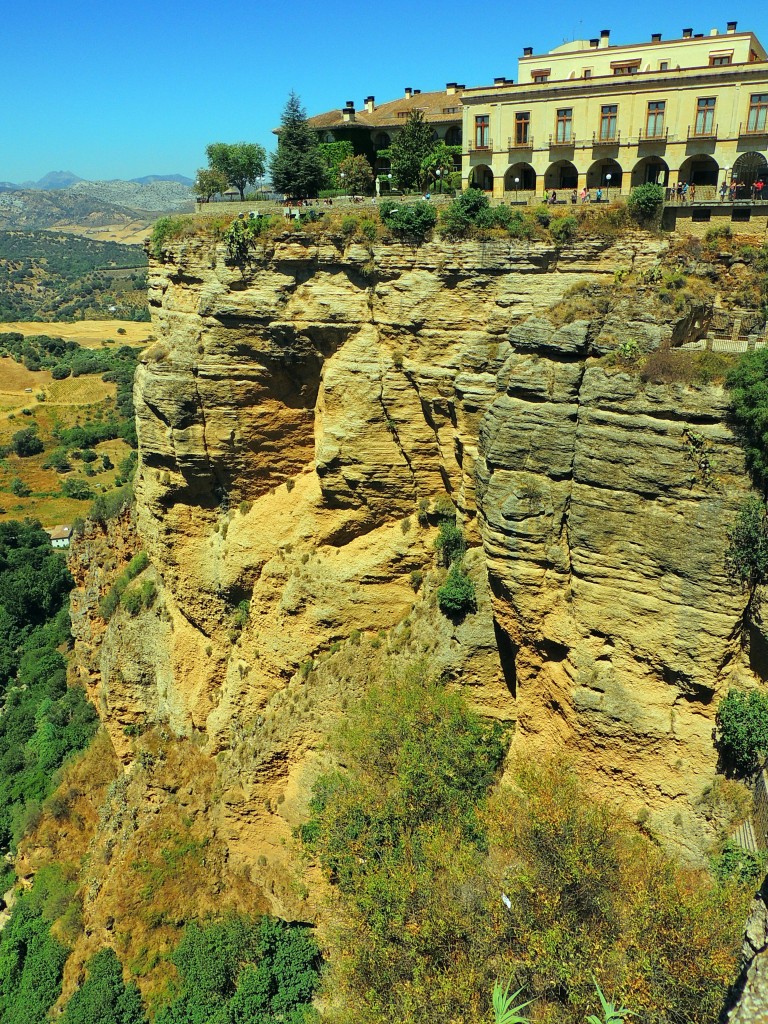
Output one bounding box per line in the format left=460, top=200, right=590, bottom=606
left=69, top=230, right=763, bottom=925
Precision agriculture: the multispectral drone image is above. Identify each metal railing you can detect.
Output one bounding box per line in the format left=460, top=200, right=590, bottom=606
left=687, top=122, right=718, bottom=140
left=592, top=130, right=620, bottom=145
left=468, top=138, right=493, bottom=153
left=638, top=127, right=669, bottom=143
left=507, top=135, right=533, bottom=149
left=738, top=120, right=768, bottom=136
left=548, top=133, right=576, bottom=147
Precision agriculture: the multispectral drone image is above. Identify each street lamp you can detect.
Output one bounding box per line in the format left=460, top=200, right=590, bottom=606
left=340, top=171, right=346, bottom=200
left=514, top=176, right=520, bottom=202
left=605, top=172, right=612, bottom=201
left=436, top=168, right=442, bottom=193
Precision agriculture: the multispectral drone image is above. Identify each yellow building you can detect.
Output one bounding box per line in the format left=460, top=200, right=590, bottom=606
left=462, top=23, right=768, bottom=200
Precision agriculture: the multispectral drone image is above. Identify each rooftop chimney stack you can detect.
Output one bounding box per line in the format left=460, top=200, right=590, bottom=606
left=589, top=38, right=599, bottom=48
left=651, top=32, right=661, bottom=42
left=342, top=101, right=356, bottom=122
left=364, top=95, right=375, bottom=113
left=682, top=27, right=693, bottom=38
left=404, top=87, right=413, bottom=98
left=446, top=82, right=458, bottom=94
left=599, top=29, right=610, bottom=47
left=727, top=21, right=737, bottom=33
left=523, top=46, right=533, bottom=56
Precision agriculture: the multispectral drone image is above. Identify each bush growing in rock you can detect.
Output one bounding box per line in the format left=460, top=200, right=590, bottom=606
left=716, top=687, right=768, bottom=774
left=437, top=562, right=477, bottom=617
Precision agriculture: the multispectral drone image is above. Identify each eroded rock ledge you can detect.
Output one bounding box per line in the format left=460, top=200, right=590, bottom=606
left=75, top=231, right=761, bottom=895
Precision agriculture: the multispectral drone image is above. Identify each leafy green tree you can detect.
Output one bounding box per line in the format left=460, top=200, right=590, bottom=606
left=725, top=496, right=768, bottom=588
left=716, top=687, right=768, bottom=773
left=318, top=140, right=354, bottom=190
left=155, top=915, right=321, bottom=1024
left=193, top=167, right=228, bottom=202
left=11, top=426, right=43, bottom=457
left=437, top=562, right=477, bottom=617
left=270, top=93, right=326, bottom=200
left=61, top=948, right=146, bottom=1024
left=390, top=110, right=434, bottom=191
left=627, top=182, right=665, bottom=223
left=421, top=142, right=458, bottom=193
left=206, top=143, right=267, bottom=201
left=338, top=154, right=374, bottom=196
left=727, top=348, right=768, bottom=490
left=379, top=200, right=436, bottom=241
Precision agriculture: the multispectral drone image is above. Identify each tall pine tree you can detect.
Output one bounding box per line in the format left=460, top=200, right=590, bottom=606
left=390, top=109, right=434, bottom=191
left=270, top=93, right=326, bottom=199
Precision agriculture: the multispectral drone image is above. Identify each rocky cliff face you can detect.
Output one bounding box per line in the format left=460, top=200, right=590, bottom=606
left=72, top=229, right=763, bottom=925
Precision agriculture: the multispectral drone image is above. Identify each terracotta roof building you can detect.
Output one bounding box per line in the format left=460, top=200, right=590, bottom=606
left=305, top=85, right=466, bottom=181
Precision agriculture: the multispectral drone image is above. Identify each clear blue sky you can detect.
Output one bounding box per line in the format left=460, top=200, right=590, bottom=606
left=2, top=1, right=764, bottom=183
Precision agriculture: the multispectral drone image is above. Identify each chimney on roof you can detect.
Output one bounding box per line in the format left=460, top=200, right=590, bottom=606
left=682, top=27, right=693, bottom=38
left=589, top=37, right=599, bottom=48
left=364, top=95, right=375, bottom=113
left=404, top=87, right=413, bottom=98
left=523, top=46, right=533, bottom=56
left=599, top=28, right=610, bottom=47
left=446, top=81, right=458, bottom=94
left=651, top=32, right=661, bottom=42
left=710, top=28, right=719, bottom=35
left=727, top=20, right=737, bottom=33
left=694, top=32, right=704, bottom=38
left=414, top=89, right=421, bottom=94
left=494, top=76, right=506, bottom=84
left=456, top=83, right=465, bottom=90
left=342, top=101, right=356, bottom=123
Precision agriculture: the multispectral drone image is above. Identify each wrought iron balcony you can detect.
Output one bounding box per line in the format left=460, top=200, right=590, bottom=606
left=738, top=120, right=768, bottom=137
left=507, top=135, right=534, bottom=149
left=637, top=127, right=669, bottom=143
left=687, top=122, right=718, bottom=140
left=468, top=138, right=493, bottom=153
left=592, top=130, right=620, bottom=145
left=548, top=133, right=576, bottom=147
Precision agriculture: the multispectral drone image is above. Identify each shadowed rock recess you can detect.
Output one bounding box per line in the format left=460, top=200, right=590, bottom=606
left=74, top=230, right=764, bottom=920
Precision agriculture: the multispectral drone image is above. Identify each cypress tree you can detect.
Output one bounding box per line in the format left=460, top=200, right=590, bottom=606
left=270, top=93, right=326, bottom=199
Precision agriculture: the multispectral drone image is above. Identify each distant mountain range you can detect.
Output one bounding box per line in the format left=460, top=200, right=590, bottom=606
left=0, top=170, right=194, bottom=191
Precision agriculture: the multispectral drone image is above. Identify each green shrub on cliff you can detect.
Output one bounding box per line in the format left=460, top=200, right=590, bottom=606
left=716, top=687, right=768, bottom=773
left=60, top=948, right=146, bottom=1024
left=437, top=562, right=477, bottom=617
left=626, top=183, right=664, bottom=224
left=725, top=496, right=768, bottom=588
left=726, top=348, right=768, bottom=490
left=380, top=200, right=437, bottom=241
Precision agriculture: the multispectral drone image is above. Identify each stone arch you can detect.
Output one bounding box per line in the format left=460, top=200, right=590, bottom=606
left=587, top=157, right=623, bottom=191
left=631, top=156, right=669, bottom=188
left=733, top=152, right=768, bottom=188
left=504, top=162, right=536, bottom=191
left=544, top=160, right=578, bottom=191
left=469, top=164, right=494, bottom=191
left=446, top=126, right=462, bottom=146
left=373, top=132, right=391, bottom=150
left=679, top=154, right=719, bottom=187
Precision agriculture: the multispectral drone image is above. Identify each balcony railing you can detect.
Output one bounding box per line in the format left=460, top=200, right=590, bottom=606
left=508, top=135, right=534, bottom=149
left=468, top=138, right=493, bottom=153
left=592, top=130, right=620, bottom=145
left=638, top=127, right=669, bottom=143
left=739, top=120, right=768, bottom=136
left=549, top=133, right=575, bottom=147
left=687, top=122, right=718, bottom=140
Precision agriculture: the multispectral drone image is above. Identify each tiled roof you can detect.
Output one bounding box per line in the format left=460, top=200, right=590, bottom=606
left=45, top=525, right=72, bottom=540
left=308, top=88, right=465, bottom=131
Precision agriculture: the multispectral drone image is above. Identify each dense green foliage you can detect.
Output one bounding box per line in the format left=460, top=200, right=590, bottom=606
left=193, top=167, right=229, bottom=202
left=726, top=348, right=768, bottom=490
left=0, top=521, right=97, bottom=851
left=337, top=154, right=374, bottom=196
left=302, top=665, right=751, bottom=1024
left=0, top=231, right=148, bottom=321
left=155, top=915, right=321, bottom=1024
left=725, top=496, right=768, bottom=588
left=437, top=562, right=477, bottom=617
left=10, top=426, right=43, bottom=457
left=318, top=141, right=354, bottom=190
left=206, top=143, right=267, bottom=201
left=0, top=331, right=138, bottom=448
left=389, top=110, right=434, bottom=191
left=61, top=948, right=146, bottom=1024
left=711, top=839, right=767, bottom=885
left=99, top=551, right=150, bottom=620
left=0, top=866, right=79, bottom=1024
left=270, top=93, right=326, bottom=200
left=716, top=687, right=768, bottom=773
left=627, top=183, right=665, bottom=223
left=434, top=517, right=466, bottom=566
left=379, top=200, right=436, bottom=241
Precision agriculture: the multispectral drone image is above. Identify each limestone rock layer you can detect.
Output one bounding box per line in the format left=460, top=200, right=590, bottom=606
left=88, top=231, right=761, bottom=887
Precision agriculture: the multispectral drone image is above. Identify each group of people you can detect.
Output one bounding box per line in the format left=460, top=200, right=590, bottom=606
left=720, top=179, right=765, bottom=200
left=546, top=186, right=605, bottom=205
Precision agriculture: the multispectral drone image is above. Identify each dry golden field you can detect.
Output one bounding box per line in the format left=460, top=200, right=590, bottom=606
left=1, top=320, right=152, bottom=349
left=0, top=353, right=132, bottom=526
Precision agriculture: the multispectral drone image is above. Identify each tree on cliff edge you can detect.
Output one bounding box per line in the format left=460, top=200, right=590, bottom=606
left=270, top=92, right=325, bottom=199
left=205, top=142, right=266, bottom=200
